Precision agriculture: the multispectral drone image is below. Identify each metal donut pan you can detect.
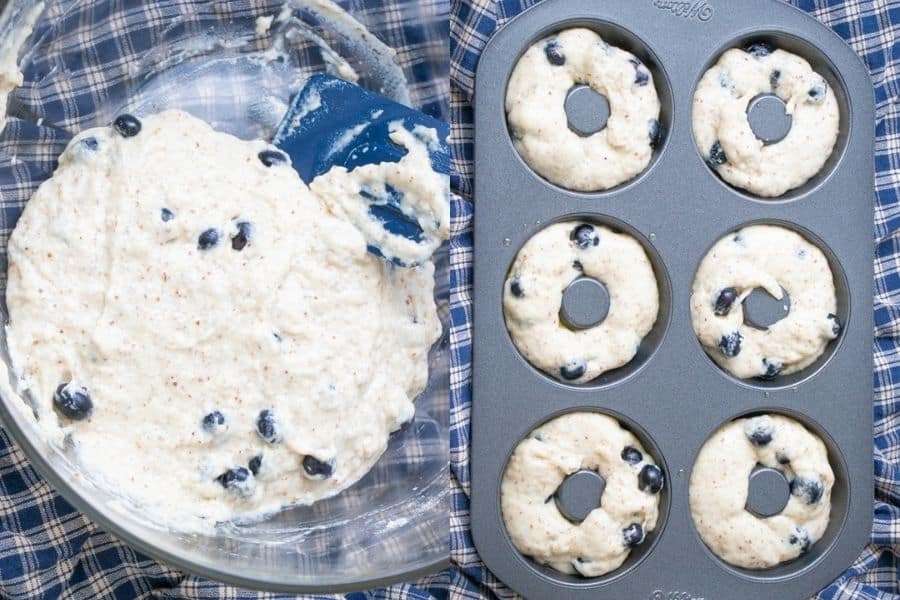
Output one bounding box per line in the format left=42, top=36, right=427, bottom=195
left=470, top=0, right=873, bottom=598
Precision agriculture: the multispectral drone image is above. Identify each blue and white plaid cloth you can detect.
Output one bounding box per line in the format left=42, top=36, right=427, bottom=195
left=447, top=0, right=899, bottom=598
left=0, top=0, right=449, bottom=598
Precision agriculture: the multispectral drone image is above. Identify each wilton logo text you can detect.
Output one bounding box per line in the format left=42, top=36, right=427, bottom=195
left=652, top=0, right=714, bottom=22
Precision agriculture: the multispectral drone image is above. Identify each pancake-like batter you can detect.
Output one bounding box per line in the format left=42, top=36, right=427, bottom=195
left=690, top=225, right=840, bottom=380
left=501, top=412, right=664, bottom=577
left=505, top=28, right=661, bottom=192
left=690, top=415, right=834, bottom=569
left=5, top=109, right=444, bottom=527
left=693, top=43, right=839, bottom=197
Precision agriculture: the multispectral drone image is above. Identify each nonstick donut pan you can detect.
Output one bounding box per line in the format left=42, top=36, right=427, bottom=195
left=470, top=0, right=874, bottom=598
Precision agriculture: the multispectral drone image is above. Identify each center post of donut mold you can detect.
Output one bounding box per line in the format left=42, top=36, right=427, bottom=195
left=746, top=93, right=793, bottom=145
left=743, top=286, right=791, bottom=330
left=560, top=277, right=611, bottom=330
left=555, top=469, right=607, bottom=523
left=746, top=465, right=791, bottom=517
left=564, top=85, right=611, bottom=136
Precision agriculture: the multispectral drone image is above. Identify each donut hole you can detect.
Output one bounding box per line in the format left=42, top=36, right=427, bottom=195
left=745, top=94, right=792, bottom=145
left=693, top=32, right=850, bottom=201
left=742, top=286, right=791, bottom=331
left=504, top=215, right=672, bottom=389
left=690, top=410, right=850, bottom=581
left=559, top=277, right=610, bottom=330
left=564, top=85, right=611, bottom=137
left=691, top=221, right=849, bottom=390
left=504, top=21, right=674, bottom=194
left=500, top=409, right=670, bottom=585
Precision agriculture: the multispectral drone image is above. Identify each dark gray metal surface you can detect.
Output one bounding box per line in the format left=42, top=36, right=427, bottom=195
left=560, top=277, right=610, bottom=329
left=747, top=93, right=793, bottom=144
left=744, top=286, right=791, bottom=330
left=555, top=469, right=607, bottom=523
left=471, top=1, right=874, bottom=598
left=565, top=85, right=610, bottom=135
left=746, top=465, right=791, bottom=518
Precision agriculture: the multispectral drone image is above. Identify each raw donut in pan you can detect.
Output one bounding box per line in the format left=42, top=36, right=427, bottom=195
left=501, top=412, right=664, bottom=577
left=506, top=28, right=662, bottom=192
left=690, top=224, right=840, bottom=380
left=690, top=414, right=834, bottom=569
left=504, top=222, right=659, bottom=384
left=693, top=43, right=839, bottom=197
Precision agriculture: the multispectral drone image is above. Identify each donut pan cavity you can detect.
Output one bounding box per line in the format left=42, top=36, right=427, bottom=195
left=470, top=1, right=873, bottom=599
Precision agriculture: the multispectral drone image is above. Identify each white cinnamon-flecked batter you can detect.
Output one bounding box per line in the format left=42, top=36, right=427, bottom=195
left=5, top=109, right=444, bottom=527
left=690, top=415, right=834, bottom=569
left=505, top=28, right=661, bottom=192
left=693, top=44, right=839, bottom=197
left=690, top=225, right=840, bottom=380
left=501, top=412, right=664, bottom=577
left=503, top=222, right=659, bottom=384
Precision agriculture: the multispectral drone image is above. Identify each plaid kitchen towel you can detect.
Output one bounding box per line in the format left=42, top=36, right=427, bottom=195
left=0, top=0, right=450, bottom=598
left=447, top=0, right=899, bottom=599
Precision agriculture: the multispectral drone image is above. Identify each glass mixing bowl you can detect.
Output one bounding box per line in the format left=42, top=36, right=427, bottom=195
left=0, top=0, right=449, bottom=591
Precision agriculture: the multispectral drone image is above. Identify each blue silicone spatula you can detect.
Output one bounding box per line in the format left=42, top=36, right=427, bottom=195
left=273, top=74, right=450, bottom=266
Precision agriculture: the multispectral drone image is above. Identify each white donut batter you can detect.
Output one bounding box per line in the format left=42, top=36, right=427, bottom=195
left=505, top=28, right=661, bottom=192
left=691, top=225, right=840, bottom=380
left=690, top=415, right=834, bottom=569
left=504, top=222, right=659, bottom=384
left=693, top=44, right=839, bottom=197
left=501, top=412, right=663, bottom=577
left=5, top=110, right=444, bottom=528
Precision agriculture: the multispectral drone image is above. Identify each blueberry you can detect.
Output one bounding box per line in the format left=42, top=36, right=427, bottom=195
left=638, top=464, right=664, bottom=494
left=81, top=136, right=99, bottom=151
left=827, top=313, right=842, bottom=337
left=788, top=527, right=811, bottom=553
left=791, top=477, right=824, bottom=505
left=248, top=454, right=263, bottom=476
left=160, top=208, right=175, bottom=222
left=570, top=224, right=599, bottom=249
left=198, top=228, right=220, bottom=250
left=544, top=39, right=565, bottom=66
left=215, top=467, right=254, bottom=497
left=231, top=221, right=252, bottom=251
left=744, top=41, right=774, bottom=58
left=621, top=446, right=643, bottom=465
left=302, top=455, right=335, bottom=480
left=648, top=119, right=661, bottom=148
left=509, top=277, right=525, bottom=298
left=777, top=452, right=791, bottom=465
left=718, top=331, right=742, bottom=357
left=629, top=58, right=649, bottom=86
left=714, top=287, right=738, bottom=316
left=708, top=140, right=727, bottom=167
left=572, top=260, right=584, bottom=272
left=113, top=114, right=142, bottom=137
left=53, top=383, right=93, bottom=420
left=256, top=409, right=281, bottom=444
left=201, top=410, right=227, bottom=433
left=559, top=358, right=587, bottom=381
left=770, top=69, right=782, bottom=89
left=808, top=80, right=828, bottom=103
left=258, top=149, right=288, bottom=167
left=745, top=419, right=774, bottom=446
left=622, top=523, right=645, bottom=548
left=760, top=358, right=783, bottom=380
